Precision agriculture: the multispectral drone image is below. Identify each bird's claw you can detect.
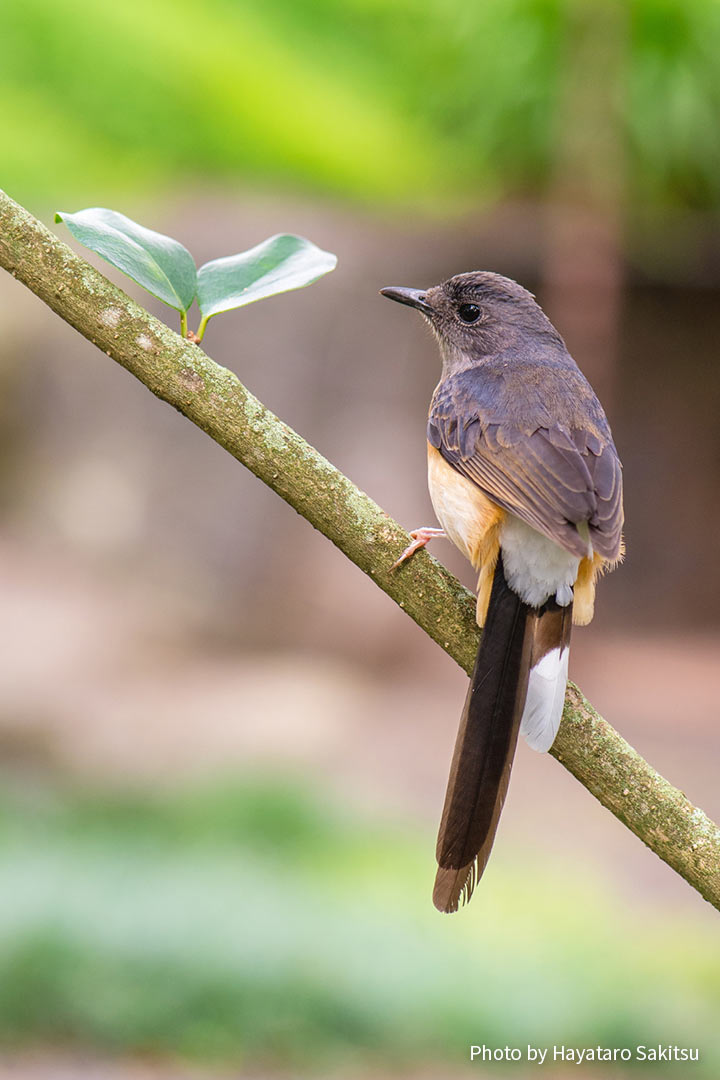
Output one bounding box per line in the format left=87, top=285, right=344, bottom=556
left=390, top=527, right=446, bottom=570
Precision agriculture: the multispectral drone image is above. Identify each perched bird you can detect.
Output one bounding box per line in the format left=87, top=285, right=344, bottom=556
left=381, top=273, right=624, bottom=913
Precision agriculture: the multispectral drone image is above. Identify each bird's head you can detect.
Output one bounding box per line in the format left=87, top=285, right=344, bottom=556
left=380, top=271, right=563, bottom=372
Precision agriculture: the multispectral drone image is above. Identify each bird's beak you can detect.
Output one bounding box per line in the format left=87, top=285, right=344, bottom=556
left=380, top=286, right=434, bottom=316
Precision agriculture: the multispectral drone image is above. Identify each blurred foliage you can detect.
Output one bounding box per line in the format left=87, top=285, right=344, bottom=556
left=0, top=776, right=717, bottom=1072
left=4, top=0, right=720, bottom=213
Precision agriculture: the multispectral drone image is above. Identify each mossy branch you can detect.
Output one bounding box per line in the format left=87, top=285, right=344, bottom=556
left=1, top=188, right=719, bottom=911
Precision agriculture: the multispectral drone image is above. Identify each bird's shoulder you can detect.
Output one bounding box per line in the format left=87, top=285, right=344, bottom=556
left=428, top=354, right=613, bottom=460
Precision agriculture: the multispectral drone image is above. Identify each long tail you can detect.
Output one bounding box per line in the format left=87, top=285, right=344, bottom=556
left=433, top=553, right=572, bottom=913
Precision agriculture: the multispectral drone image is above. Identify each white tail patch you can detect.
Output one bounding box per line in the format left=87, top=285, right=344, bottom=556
left=520, top=646, right=569, bottom=752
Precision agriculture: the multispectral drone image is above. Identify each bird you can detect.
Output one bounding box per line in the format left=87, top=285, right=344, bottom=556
left=380, top=272, right=624, bottom=913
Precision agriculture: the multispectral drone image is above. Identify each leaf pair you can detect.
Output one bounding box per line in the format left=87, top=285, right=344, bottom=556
left=55, top=208, right=337, bottom=341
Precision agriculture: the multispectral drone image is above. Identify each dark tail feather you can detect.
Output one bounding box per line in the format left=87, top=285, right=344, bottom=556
left=433, top=553, right=532, bottom=913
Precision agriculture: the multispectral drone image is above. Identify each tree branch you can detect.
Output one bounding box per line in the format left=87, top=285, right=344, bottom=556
left=1, top=188, right=719, bottom=911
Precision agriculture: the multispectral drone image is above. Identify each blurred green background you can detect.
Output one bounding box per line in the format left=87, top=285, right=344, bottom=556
left=2, top=1, right=720, bottom=1078
left=6, top=0, right=720, bottom=212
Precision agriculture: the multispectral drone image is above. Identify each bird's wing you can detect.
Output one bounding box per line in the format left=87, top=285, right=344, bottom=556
left=428, top=378, right=623, bottom=561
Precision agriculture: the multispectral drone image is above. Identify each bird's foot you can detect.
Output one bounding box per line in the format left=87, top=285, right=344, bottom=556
left=390, top=527, right=446, bottom=570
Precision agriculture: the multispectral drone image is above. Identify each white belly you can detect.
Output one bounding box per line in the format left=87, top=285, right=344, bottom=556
left=500, top=515, right=580, bottom=607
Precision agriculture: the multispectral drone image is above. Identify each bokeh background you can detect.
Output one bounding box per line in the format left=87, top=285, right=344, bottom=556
left=2, top=1, right=720, bottom=1077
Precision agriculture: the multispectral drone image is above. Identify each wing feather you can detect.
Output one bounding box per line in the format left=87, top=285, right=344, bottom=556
left=428, top=369, right=623, bottom=561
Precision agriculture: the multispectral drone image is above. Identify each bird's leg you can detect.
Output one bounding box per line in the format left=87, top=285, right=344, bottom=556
left=390, top=527, right=446, bottom=570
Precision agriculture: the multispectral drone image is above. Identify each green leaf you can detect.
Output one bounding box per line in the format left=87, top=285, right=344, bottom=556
left=196, top=234, right=337, bottom=322
left=55, top=208, right=196, bottom=313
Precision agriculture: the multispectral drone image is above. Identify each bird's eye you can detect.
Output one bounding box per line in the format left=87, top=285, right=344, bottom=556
left=457, top=303, right=481, bottom=323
